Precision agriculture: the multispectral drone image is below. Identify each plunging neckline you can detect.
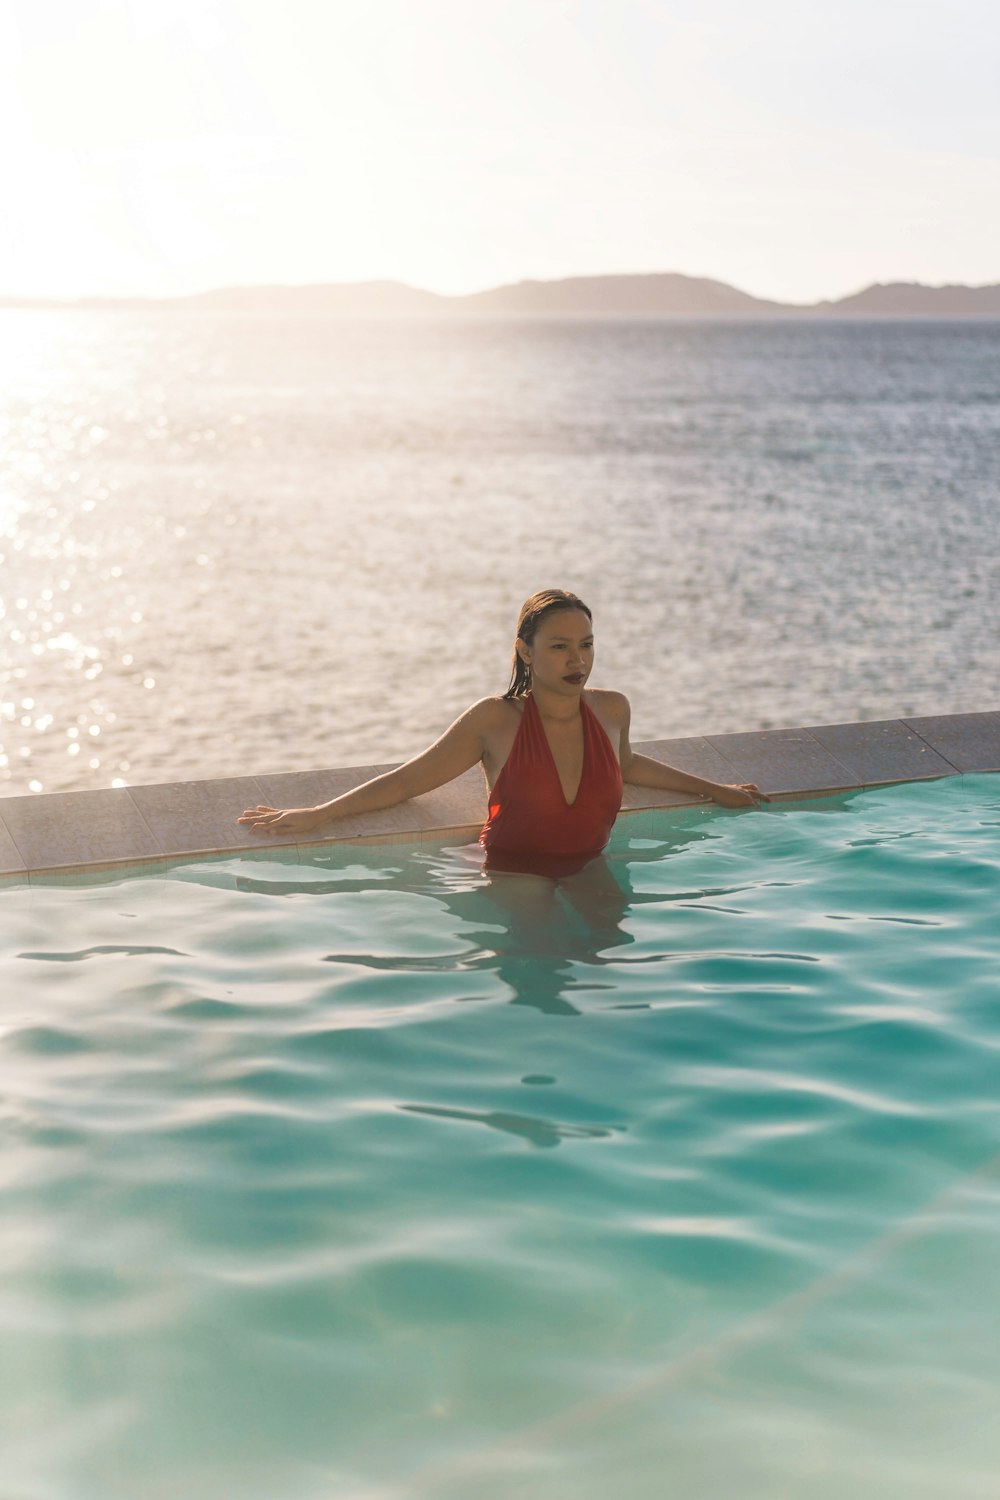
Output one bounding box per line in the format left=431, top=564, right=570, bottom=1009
left=480, top=690, right=625, bottom=863
left=529, top=694, right=586, bottom=808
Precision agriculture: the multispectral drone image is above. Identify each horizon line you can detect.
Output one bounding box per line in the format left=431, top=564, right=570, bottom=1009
left=2, top=268, right=999, bottom=309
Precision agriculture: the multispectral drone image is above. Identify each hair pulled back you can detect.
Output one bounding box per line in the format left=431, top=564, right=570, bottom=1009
left=503, top=589, right=593, bottom=699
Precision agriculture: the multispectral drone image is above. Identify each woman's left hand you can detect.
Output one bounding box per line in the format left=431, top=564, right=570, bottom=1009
left=711, top=782, right=767, bottom=808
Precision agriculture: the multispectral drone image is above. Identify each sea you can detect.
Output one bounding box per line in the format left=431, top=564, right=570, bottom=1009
left=1, top=312, right=998, bottom=798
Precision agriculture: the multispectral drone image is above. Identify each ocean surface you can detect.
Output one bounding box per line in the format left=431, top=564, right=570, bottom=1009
left=1, top=312, right=998, bottom=798
left=3, top=775, right=1000, bottom=1499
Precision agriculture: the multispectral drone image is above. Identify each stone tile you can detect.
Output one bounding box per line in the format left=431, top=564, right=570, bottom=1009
left=805, top=718, right=958, bottom=785
left=703, top=727, right=861, bottom=797
left=620, top=782, right=706, bottom=811
left=6, top=712, right=997, bottom=877
left=902, top=712, right=1000, bottom=774
left=413, top=766, right=488, bottom=832
left=130, top=775, right=271, bottom=856
left=0, top=788, right=162, bottom=872
left=625, top=736, right=747, bottom=806
left=0, top=811, right=28, bottom=875
left=249, top=762, right=439, bottom=846
left=250, top=762, right=385, bottom=812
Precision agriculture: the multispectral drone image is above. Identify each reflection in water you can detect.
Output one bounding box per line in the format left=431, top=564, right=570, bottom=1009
left=238, top=826, right=725, bottom=1152
left=399, top=1103, right=619, bottom=1150
left=233, top=819, right=722, bottom=1020
left=444, top=829, right=724, bottom=1017
left=473, top=855, right=636, bottom=1017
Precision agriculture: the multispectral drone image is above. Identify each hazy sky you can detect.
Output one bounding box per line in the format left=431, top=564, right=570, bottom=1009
left=2, top=0, right=998, bottom=303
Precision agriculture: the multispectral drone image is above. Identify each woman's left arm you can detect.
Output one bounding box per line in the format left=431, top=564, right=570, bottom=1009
left=614, top=694, right=766, bottom=809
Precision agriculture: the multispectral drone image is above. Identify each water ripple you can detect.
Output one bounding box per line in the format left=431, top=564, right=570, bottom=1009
left=679, top=1065, right=927, bottom=1118
left=17, top=943, right=187, bottom=962
left=2, top=774, right=1000, bottom=1498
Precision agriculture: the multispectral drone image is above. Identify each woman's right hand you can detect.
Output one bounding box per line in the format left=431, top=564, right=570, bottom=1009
left=236, top=805, right=326, bottom=836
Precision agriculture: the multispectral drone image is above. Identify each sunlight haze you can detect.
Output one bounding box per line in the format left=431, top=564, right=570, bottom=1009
left=1, top=0, right=998, bottom=303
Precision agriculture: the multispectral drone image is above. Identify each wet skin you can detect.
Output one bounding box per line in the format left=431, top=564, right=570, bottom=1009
left=237, top=608, right=764, bottom=837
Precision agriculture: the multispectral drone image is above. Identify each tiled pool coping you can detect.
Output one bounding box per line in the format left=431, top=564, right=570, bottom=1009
left=1, top=710, right=998, bottom=880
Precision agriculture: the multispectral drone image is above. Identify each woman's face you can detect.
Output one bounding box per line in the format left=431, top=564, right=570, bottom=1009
left=518, top=609, right=595, bottom=696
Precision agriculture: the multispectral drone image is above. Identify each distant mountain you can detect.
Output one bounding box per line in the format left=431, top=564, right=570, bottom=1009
left=454, top=271, right=790, bottom=316
left=114, top=272, right=1000, bottom=318
left=3, top=272, right=1000, bottom=317
left=812, top=281, right=1000, bottom=317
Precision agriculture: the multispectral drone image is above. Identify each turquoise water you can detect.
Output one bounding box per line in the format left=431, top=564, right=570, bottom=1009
left=3, top=775, right=1000, bottom=1499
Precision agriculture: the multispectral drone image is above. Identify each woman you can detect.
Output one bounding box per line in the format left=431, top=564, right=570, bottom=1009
left=237, top=589, right=764, bottom=861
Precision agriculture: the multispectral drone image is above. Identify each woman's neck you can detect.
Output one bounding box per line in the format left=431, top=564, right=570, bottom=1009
left=530, top=686, right=583, bottom=723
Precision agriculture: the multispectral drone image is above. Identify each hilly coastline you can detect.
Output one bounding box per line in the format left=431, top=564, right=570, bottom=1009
left=3, top=272, right=1000, bottom=317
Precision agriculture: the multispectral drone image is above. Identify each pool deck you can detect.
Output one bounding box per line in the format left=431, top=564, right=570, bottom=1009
left=1, top=710, right=998, bottom=880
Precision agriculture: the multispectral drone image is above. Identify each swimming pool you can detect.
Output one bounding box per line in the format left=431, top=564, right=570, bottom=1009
left=3, top=774, right=1000, bottom=1500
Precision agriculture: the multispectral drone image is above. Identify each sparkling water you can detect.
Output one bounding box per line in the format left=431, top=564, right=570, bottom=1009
left=2, top=312, right=999, bottom=796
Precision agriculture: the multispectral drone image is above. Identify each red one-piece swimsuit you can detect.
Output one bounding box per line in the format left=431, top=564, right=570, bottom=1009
left=480, top=693, right=624, bottom=870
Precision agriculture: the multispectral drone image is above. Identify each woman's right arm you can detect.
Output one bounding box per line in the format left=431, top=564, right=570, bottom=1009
left=236, top=700, right=497, bottom=836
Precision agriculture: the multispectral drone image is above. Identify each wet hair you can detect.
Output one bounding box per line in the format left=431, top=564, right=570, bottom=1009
left=503, top=589, right=593, bottom=699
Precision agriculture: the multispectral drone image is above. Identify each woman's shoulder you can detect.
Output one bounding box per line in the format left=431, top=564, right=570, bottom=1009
left=585, top=687, right=630, bottom=723
left=469, top=693, right=520, bottom=711
left=461, top=695, right=524, bottom=729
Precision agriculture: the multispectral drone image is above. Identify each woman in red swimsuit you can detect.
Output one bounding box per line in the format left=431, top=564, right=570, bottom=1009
left=238, top=589, right=763, bottom=862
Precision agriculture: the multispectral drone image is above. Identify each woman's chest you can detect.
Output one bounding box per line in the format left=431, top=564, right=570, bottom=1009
left=541, top=719, right=586, bottom=804
left=483, top=697, right=620, bottom=799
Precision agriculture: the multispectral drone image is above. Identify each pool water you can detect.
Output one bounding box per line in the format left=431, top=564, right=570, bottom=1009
left=3, top=775, right=1000, bottom=1500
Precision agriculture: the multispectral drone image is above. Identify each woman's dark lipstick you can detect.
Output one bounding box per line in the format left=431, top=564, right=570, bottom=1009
left=563, top=673, right=585, bottom=685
